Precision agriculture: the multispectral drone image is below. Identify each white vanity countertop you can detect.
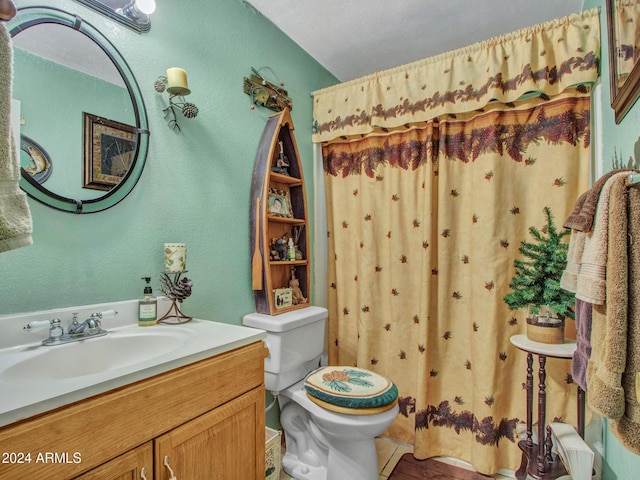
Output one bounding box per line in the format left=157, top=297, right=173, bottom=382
left=0, top=300, right=266, bottom=428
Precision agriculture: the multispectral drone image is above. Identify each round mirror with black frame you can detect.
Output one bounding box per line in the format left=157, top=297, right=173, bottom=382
left=8, top=6, right=149, bottom=213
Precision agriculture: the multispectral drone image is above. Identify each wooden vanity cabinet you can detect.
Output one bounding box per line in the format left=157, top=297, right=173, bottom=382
left=0, top=341, right=266, bottom=480
left=73, top=442, right=153, bottom=480
left=155, top=387, right=264, bottom=479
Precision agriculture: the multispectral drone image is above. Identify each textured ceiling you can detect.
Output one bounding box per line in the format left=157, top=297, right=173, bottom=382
left=246, top=0, right=586, bottom=82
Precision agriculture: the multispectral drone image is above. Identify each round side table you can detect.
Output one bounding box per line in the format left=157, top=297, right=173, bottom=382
left=510, top=334, right=585, bottom=480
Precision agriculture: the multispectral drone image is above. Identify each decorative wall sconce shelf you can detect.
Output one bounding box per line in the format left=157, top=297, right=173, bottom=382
left=244, top=66, right=292, bottom=112
left=154, top=67, right=198, bottom=132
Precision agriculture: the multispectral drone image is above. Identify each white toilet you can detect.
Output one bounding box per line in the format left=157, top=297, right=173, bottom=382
left=243, top=306, right=399, bottom=480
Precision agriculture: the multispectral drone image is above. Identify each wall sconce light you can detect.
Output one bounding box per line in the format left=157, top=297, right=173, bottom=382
left=154, top=67, right=199, bottom=132
left=73, top=0, right=156, bottom=33
left=118, top=0, right=156, bottom=24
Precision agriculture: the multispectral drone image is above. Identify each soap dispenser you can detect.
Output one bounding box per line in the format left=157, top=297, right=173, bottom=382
left=138, top=277, right=157, bottom=326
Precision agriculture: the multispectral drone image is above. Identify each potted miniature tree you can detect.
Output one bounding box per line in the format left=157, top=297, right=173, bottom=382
left=504, top=206, right=575, bottom=344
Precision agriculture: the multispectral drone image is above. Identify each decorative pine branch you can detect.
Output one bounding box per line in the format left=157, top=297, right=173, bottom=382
left=503, top=206, right=574, bottom=319
left=414, top=400, right=519, bottom=446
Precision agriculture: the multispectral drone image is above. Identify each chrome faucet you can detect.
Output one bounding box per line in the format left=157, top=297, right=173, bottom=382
left=24, top=310, right=117, bottom=346
left=68, top=312, right=104, bottom=335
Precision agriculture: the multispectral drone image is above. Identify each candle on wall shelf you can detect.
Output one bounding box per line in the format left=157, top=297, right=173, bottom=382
left=166, top=67, right=190, bottom=96
left=154, top=68, right=198, bottom=131
left=164, top=243, right=187, bottom=273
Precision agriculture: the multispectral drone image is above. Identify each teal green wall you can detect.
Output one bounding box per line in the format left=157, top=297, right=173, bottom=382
left=1, top=0, right=337, bottom=322
left=583, top=1, right=640, bottom=478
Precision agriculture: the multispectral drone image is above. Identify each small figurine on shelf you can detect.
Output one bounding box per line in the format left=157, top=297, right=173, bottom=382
left=290, top=268, right=308, bottom=305
left=270, top=237, right=288, bottom=261
left=271, top=141, right=290, bottom=175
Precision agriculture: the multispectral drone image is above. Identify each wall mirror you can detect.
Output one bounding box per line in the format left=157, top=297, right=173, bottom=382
left=8, top=6, right=149, bottom=213
left=607, top=0, right=640, bottom=123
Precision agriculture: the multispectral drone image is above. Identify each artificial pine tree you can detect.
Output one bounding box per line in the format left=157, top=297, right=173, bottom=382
left=504, top=206, right=575, bottom=320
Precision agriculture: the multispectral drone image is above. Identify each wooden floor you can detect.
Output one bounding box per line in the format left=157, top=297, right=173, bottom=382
left=388, top=453, right=493, bottom=480
left=280, top=436, right=513, bottom=479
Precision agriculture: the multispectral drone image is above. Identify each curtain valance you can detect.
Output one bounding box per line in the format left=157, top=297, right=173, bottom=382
left=312, top=8, right=599, bottom=143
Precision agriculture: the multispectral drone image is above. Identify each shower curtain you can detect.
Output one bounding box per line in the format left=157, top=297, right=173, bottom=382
left=313, top=9, right=599, bottom=475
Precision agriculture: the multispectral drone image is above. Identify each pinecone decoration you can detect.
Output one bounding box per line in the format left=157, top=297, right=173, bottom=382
left=161, top=276, right=193, bottom=303
left=154, top=79, right=166, bottom=93
left=182, top=103, right=199, bottom=119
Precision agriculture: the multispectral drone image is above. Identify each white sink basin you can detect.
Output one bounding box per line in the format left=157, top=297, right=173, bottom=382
left=0, top=300, right=267, bottom=428
left=0, top=327, right=196, bottom=382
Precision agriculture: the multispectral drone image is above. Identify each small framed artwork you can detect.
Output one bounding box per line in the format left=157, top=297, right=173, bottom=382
left=267, top=188, right=293, bottom=218
left=20, top=134, right=52, bottom=184
left=83, top=112, right=137, bottom=191
left=274, top=288, right=293, bottom=309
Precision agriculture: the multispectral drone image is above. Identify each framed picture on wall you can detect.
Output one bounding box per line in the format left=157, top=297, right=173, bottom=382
left=83, top=112, right=137, bottom=191
left=20, top=134, right=52, bottom=184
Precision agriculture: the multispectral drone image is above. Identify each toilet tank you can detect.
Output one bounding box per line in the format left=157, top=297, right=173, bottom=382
left=243, top=306, right=327, bottom=392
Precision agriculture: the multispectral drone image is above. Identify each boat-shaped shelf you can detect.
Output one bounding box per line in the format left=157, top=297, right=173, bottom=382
left=250, top=109, right=310, bottom=315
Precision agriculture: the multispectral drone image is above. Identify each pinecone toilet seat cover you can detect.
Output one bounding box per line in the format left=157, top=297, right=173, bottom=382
left=304, top=366, right=398, bottom=415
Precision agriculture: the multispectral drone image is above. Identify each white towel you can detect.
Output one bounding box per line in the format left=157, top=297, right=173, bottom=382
left=0, top=22, right=32, bottom=253
left=560, top=228, right=585, bottom=293
left=574, top=172, right=629, bottom=305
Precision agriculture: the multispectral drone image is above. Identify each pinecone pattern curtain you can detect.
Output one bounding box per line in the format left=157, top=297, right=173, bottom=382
left=316, top=9, right=599, bottom=476
left=312, top=9, right=599, bottom=143
left=323, top=89, right=591, bottom=475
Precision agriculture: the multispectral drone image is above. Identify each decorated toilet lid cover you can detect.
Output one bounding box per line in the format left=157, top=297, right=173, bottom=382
left=304, top=366, right=398, bottom=415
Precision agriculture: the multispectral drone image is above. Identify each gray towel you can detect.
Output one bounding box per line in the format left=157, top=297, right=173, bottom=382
left=0, top=22, right=32, bottom=253
left=571, top=298, right=592, bottom=391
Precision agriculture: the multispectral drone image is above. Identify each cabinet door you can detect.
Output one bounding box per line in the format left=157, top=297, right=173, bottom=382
left=73, top=442, right=152, bottom=480
left=155, top=386, right=265, bottom=480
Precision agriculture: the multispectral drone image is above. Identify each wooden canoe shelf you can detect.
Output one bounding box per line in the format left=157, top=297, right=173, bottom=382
left=250, top=109, right=310, bottom=315
left=270, top=172, right=302, bottom=185
left=267, top=217, right=306, bottom=225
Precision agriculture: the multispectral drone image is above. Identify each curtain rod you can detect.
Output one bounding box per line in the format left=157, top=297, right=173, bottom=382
left=625, top=173, right=640, bottom=186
